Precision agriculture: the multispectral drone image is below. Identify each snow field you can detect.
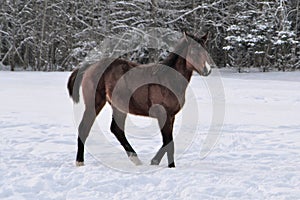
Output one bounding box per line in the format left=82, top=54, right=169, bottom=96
left=0, top=71, right=299, bottom=199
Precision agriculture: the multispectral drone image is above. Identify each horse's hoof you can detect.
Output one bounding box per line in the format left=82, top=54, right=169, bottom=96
left=150, top=159, right=159, bottom=165
left=129, top=155, right=142, bottom=166
left=76, top=161, right=84, bottom=167
left=168, top=163, right=175, bottom=168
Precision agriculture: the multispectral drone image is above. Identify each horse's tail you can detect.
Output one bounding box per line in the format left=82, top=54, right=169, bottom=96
left=68, top=63, right=93, bottom=103
left=67, top=67, right=86, bottom=103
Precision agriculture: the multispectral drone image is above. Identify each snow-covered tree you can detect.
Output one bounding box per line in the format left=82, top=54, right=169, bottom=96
left=0, top=0, right=299, bottom=71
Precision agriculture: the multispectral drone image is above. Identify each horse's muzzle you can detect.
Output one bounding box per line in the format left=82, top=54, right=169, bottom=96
left=202, top=66, right=212, bottom=76
left=201, top=61, right=213, bottom=76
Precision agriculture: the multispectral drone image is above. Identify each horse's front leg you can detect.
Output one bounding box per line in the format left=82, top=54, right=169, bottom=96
left=151, top=115, right=175, bottom=168
left=110, top=108, right=142, bottom=166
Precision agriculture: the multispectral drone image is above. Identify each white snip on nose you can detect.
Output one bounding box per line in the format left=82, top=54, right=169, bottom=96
left=205, top=61, right=211, bottom=72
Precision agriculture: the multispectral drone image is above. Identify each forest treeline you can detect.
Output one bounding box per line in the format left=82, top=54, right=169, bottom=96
left=0, top=0, right=299, bottom=71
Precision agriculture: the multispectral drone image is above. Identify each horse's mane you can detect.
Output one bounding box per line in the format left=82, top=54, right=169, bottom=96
left=160, top=38, right=188, bottom=68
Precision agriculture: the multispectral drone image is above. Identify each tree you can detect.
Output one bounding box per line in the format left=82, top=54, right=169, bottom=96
left=0, top=0, right=299, bottom=71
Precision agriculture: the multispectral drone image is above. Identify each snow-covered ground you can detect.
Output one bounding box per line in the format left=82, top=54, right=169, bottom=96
left=0, top=70, right=299, bottom=199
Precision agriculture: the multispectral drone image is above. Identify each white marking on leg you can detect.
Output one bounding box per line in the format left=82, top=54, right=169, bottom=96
left=129, top=155, right=142, bottom=166
left=76, top=161, right=84, bottom=167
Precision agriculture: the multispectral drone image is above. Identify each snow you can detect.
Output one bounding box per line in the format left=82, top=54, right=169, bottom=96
left=1, top=70, right=300, bottom=199
left=274, top=39, right=285, bottom=45
left=222, top=46, right=233, bottom=51
left=254, top=51, right=265, bottom=55
left=226, top=25, right=240, bottom=31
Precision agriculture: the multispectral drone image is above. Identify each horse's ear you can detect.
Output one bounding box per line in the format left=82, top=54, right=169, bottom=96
left=201, top=32, right=209, bottom=44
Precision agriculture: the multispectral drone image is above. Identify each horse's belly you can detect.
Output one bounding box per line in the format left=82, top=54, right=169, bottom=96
left=108, top=85, right=150, bottom=116
left=128, top=86, right=150, bottom=116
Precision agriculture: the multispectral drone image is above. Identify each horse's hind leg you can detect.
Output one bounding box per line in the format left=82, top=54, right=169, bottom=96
left=76, top=97, right=106, bottom=166
left=110, top=107, right=142, bottom=165
left=76, top=108, right=96, bottom=166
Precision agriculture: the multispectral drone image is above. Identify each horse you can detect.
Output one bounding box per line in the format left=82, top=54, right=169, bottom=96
left=67, top=32, right=215, bottom=168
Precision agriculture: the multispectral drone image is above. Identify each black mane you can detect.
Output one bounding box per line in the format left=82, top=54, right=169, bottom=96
left=160, top=38, right=188, bottom=67
left=160, top=33, right=203, bottom=68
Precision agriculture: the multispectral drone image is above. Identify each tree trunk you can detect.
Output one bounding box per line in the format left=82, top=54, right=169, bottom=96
left=37, top=0, right=48, bottom=71
left=24, top=44, right=29, bottom=70
left=10, top=52, right=15, bottom=71
left=151, top=0, right=158, bottom=27
left=0, top=32, right=2, bottom=64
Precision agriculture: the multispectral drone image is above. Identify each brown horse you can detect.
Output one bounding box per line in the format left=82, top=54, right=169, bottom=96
left=67, top=32, right=214, bottom=168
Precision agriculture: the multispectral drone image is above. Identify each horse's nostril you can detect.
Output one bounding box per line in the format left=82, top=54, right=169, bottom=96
left=203, top=67, right=211, bottom=76
left=203, top=68, right=207, bottom=74
left=204, top=66, right=208, bottom=73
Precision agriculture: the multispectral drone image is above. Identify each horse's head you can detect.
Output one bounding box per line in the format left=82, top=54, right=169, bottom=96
left=184, top=32, right=215, bottom=76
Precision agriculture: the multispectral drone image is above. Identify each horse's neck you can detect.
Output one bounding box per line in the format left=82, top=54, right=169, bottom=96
left=161, top=42, right=193, bottom=82
left=173, top=56, right=193, bottom=82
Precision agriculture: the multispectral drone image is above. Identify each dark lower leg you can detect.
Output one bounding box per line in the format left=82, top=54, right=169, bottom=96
left=151, top=146, right=166, bottom=165
left=76, top=137, right=85, bottom=162
left=151, top=139, right=175, bottom=167
left=76, top=109, right=96, bottom=164
left=166, top=140, right=175, bottom=168
left=111, top=117, right=137, bottom=156
left=151, top=115, right=175, bottom=167
left=110, top=109, right=141, bottom=165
